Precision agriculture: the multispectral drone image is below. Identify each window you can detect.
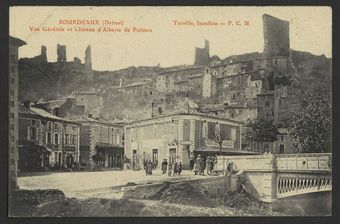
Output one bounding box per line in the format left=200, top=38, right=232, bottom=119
left=231, top=128, right=236, bottom=141
left=47, top=132, right=52, bottom=144
left=10, top=113, right=14, bottom=119
left=207, top=122, right=216, bottom=139
left=10, top=124, right=14, bottom=130
left=55, top=133, right=59, bottom=145
left=10, top=77, right=15, bottom=84
left=265, top=101, right=270, bottom=107
left=10, top=54, right=15, bottom=61
left=48, top=122, right=52, bottom=130
left=72, top=135, right=77, bottom=145
left=31, top=119, right=36, bottom=125
left=10, top=89, right=14, bottom=96
left=10, top=101, right=14, bottom=107
left=279, top=144, right=285, bottom=154
left=10, top=65, right=15, bottom=73
left=65, top=134, right=69, bottom=144
left=54, top=123, right=58, bottom=130
left=152, top=149, right=158, bottom=164
left=28, top=127, right=37, bottom=140
left=280, top=136, right=284, bottom=141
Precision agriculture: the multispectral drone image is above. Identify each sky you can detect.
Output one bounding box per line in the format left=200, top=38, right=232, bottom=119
left=10, top=6, right=332, bottom=71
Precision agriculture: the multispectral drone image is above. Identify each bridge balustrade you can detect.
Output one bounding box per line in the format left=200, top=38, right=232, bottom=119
left=216, top=153, right=332, bottom=201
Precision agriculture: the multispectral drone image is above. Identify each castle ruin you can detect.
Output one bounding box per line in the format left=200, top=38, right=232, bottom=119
left=57, top=44, right=67, bottom=62
left=85, top=45, right=92, bottom=69
left=263, top=14, right=290, bottom=57
left=194, top=40, right=210, bottom=66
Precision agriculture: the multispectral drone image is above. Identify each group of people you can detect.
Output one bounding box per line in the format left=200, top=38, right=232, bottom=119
left=144, top=155, right=216, bottom=176
left=191, top=154, right=217, bottom=176
left=161, top=159, right=182, bottom=176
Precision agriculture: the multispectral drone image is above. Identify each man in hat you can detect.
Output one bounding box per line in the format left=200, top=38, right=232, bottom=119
left=161, top=159, right=168, bottom=174
left=197, top=154, right=204, bottom=175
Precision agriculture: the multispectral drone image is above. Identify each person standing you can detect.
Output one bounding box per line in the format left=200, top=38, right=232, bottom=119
left=168, top=161, right=173, bottom=176
left=146, top=160, right=153, bottom=175
left=178, top=162, right=182, bottom=175
left=206, top=156, right=212, bottom=175
left=189, top=158, right=195, bottom=171
left=161, top=159, right=168, bottom=174
left=193, top=160, right=199, bottom=175
left=198, top=155, right=205, bottom=175
left=173, top=161, right=179, bottom=176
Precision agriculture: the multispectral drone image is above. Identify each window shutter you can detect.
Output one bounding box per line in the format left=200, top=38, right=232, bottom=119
left=27, top=127, right=30, bottom=140
left=36, top=128, right=39, bottom=140
left=46, top=132, right=48, bottom=143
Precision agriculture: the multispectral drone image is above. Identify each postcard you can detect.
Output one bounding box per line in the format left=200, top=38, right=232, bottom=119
left=8, top=6, right=332, bottom=217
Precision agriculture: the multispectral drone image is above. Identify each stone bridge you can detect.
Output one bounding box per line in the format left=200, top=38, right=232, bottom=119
left=216, top=153, right=332, bottom=202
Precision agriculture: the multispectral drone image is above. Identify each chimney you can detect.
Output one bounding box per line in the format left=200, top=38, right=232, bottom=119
left=23, top=100, right=30, bottom=109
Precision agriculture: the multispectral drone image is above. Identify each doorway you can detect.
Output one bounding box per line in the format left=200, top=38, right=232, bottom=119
left=169, top=148, right=176, bottom=163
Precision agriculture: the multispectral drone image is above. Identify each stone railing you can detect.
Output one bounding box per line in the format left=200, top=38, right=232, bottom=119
left=216, top=153, right=332, bottom=173
left=275, top=153, right=332, bottom=172
left=216, top=153, right=332, bottom=201
left=276, top=173, right=332, bottom=198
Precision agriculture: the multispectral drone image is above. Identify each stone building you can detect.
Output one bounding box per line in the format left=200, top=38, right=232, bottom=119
left=73, top=91, right=105, bottom=118
left=18, top=105, right=81, bottom=172
left=78, top=116, right=124, bottom=169
left=9, top=36, right=26, bottom=190
left=250, top=128, right=295, bottom=154
left=124, top=113, right=245, bottom=170
left=257, top=85, right=302, bottom=122
left=201, top=103, right=258, bottom=123
left=155, top=66, right=204, bottom=94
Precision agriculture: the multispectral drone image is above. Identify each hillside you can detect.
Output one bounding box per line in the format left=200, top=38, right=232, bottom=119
left=18, top=49, right=331, bottom=106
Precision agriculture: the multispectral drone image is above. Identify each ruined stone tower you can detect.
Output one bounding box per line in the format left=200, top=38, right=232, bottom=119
left=194, top=40, right=210, bottom=66
left=57, top=44, right=67, bottom=62
left=85, top=45, right=92, bottom=69
left=263, top=14, right=290, bottom=57
left=40, top=45, right=47, bottom=62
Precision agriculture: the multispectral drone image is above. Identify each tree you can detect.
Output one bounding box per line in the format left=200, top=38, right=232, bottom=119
left=243, top=118, right=279, bottom=154
left=213, top=123, right=230, bottom=155
left=288, top=86, right=331, bottom=153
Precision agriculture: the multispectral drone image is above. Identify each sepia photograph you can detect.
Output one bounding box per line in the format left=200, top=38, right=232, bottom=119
left=8, top=6, right=332, bottom=217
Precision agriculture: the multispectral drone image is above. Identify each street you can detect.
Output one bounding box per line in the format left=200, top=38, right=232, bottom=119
left=18, top=170, right=208, bottom=198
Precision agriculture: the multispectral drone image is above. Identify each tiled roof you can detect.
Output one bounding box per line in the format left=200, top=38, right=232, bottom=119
left=30, top=107, right=64, bottom=121
left=19, top=105, right=39, bottom=116
left=19, top=105, right=80, bottom=124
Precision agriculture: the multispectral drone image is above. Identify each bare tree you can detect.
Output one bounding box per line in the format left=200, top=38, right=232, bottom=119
left=213, top=123, right=229, bottom=155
